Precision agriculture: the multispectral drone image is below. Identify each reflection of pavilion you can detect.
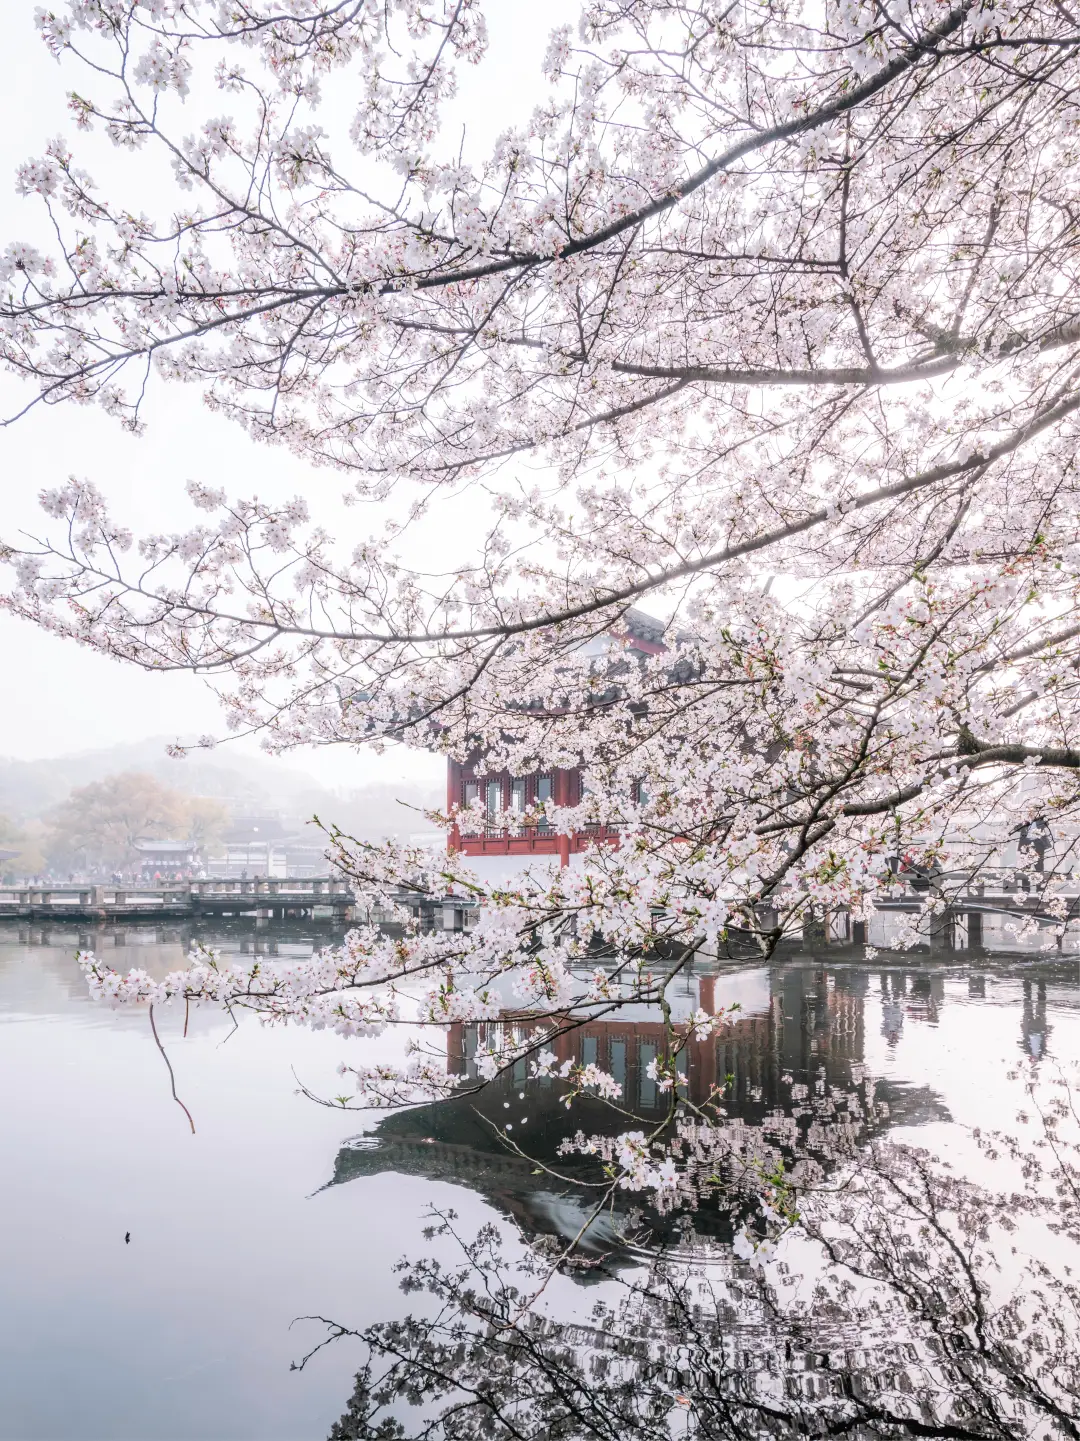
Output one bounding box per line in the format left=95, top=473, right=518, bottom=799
left=442, top=967, right=871, bottom=1116
left=329, top=965, right=946, bottom=1257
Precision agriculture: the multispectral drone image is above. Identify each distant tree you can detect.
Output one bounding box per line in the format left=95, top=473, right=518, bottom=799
left=181, top=795, right=228, bottom=853
left=0, top=812, right=23, bottom=867
left=44, top=772, right=225, bottom=872
left=0, top=813, right=46, bottom=879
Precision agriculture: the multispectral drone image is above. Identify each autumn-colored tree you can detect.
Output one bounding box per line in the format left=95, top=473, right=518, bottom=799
left=0, top=813, right=46, bottom=879
left=180, top=795, right=228, bottom=852
left=44, top=773, right=226, bottom=873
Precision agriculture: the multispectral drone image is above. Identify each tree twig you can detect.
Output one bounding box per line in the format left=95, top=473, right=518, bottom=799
left=148, top=1003, right=196, bottom=1135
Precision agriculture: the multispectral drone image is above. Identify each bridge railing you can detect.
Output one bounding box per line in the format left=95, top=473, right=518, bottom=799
left=0, top=885, right=189, bottom=906
left=189, top=877, right=352, bottom=897
left=0, top=878, right=355, bottom=910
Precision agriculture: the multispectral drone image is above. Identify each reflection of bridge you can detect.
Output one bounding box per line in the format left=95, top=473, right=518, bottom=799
left=443, top=968, right=937, bottom=1115
left=0, top=877, right=357, bottom=922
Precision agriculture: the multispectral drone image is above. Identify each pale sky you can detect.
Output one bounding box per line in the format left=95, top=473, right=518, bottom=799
left=0, top=0, right=574, bottom=785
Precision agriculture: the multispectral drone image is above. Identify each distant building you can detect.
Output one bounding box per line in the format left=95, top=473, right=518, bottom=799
left=201, top=810, right=325, bottom=877
left=132, top=839, right=200, bottom=876
left=205, top=841, right=280, bottom=878
left=205, top=833, right=330, bottom=878
left=222, top=812, right=293, bottom=845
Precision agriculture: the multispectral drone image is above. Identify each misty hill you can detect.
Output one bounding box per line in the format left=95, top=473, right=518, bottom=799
left=0, top=739, right=443, bottom=840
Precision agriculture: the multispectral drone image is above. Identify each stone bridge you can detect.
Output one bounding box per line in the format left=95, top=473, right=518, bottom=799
left=0, top=877, right=357, bottom=922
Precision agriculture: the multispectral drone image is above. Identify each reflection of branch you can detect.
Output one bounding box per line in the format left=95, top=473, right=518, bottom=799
left=147, top=1004, right=196, bottom=1135
left=509, top=1181, right=621, bottom=1324
left=315, top=1120, right=1080, bottom=1441
left=471, top=1106, right=609, bottom=1198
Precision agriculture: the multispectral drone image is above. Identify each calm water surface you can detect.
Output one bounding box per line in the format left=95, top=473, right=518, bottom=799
left=2, top=925, right=1078, bottom=1440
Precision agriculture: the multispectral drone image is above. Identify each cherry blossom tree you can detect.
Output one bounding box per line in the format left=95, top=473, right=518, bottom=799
left=4, top=0, right=1080, bottom=1189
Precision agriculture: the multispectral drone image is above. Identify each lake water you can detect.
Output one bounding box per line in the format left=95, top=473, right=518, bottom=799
left=2, top=923, right=1079, bottom=1439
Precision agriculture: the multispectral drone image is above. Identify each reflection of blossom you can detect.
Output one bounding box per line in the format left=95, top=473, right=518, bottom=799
left=341, top=1084, right=1080, bottom=1441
